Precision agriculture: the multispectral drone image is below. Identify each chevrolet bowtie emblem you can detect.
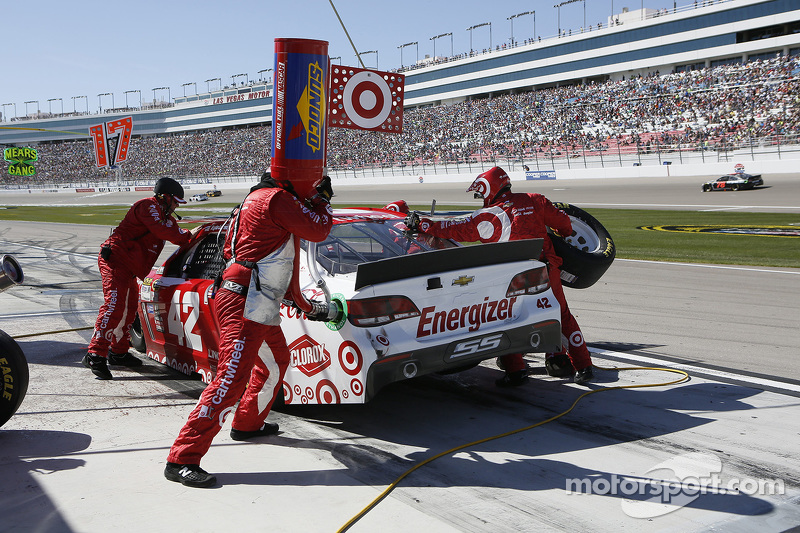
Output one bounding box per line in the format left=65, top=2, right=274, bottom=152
left=452, top=275, right=474, bottom=286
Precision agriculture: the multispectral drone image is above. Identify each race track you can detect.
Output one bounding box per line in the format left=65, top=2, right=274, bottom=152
left=0, top=175, right=799, bottom=532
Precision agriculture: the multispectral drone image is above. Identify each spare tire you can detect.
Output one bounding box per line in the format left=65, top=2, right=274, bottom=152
left=548, top=203, right=615, bottom=289
left=0, top=329, right=29, bottom=428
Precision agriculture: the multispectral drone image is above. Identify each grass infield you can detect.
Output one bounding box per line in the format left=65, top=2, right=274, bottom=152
left=1, top=203, right=796, bottom=268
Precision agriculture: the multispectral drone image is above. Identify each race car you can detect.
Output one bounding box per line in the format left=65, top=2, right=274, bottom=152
left=701, top=172, right=763, bottom=191
left=206, top=189, right=222, bottom=197
left=188, top=193, right=209, bottom=202
left=130, top=208, right=563, bottom=404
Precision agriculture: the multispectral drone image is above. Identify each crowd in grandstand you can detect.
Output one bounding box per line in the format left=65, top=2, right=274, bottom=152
left=8, top=55, right=800, bottom=186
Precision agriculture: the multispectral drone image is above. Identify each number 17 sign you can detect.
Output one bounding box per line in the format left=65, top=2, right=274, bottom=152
left=90, top=116, right=133, bottom=169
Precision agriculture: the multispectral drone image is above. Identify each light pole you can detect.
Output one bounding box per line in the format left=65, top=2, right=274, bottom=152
left=555, top=0, right=585, bottom=34
left=47, top=97, right=63, bottom=115
left=467, top=22, right=491, bottom=53
left=72, top=96, right=87, bottom=114
left=508, top=11, right=535, bottom=45
left=430, top=32, right=453, bottom=59
left=124, top=90, right=141, bottom=108
left=258, top=68, right=273, bottom=82
left=205, top=77, right=221, bottom=92
left=357, top=50, right=378, bottom=69
left=152, top=87, right=170, bottom=106
left=181, top=82, right=197, bottom=97
left=232, top=73, right=248, bottom=86
left=398, top=41, right=418, bottom=67
left=329, top=56, right=342, bottom=65
left=97, top=93, right=113, bottom=113
left=1, top=103, right=15, bottom=121
left=24, top=100, right=39, bottom=116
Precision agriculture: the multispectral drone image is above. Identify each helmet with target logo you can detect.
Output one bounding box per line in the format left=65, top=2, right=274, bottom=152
left=383, top=200, right=409, bottom=214
left=467, top=167, right=511, bottom=207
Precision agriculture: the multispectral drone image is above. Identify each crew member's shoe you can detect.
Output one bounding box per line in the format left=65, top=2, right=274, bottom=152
left=82, top=353, right=112, bottom=380
left=164, top=462, right=217, bottom=488
left=230, top=422, right=280, bottom=441
left=108, top=351, right=143, bottom=367
left=545, top=353, right=575, bottom=377
left=495, top=370, right=528, bottom=388
left=574, top=366, right=594, bottom=385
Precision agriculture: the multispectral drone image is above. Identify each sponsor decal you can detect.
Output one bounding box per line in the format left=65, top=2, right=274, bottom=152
left=338, top=341, right=363, bottom=376
left=211, top=338, right=245, bottom=405
left=526, top=170, right=557, bottom=180
left=417, top=296, right=518, bottom=337
left=452, top=275, right=474, bottom=287
left=75, top=188, right=96, bottom=193
left=639, top=225, right=800, bottom=238
left=289, top=335, right=330, bottom=377
left=296, top=61, right=325, bottom=152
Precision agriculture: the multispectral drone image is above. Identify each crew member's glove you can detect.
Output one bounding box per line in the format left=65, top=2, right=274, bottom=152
left=314, top=176, right=333, bottom=204
left=404, top=212, right=420, bottom=231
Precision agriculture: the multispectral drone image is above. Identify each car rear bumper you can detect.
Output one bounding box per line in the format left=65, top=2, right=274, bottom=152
left=364, top=319, right=561, bottom=400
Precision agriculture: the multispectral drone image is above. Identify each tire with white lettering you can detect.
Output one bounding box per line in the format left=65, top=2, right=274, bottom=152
left=0, top=329, right=28, bottom=428
left=130, top=315, right=146, bottom=353
left=548, top=203, right=615, bottom=289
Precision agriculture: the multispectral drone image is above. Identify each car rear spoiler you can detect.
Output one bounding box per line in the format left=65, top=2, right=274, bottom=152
left=354, top=238, right=544, bottom=291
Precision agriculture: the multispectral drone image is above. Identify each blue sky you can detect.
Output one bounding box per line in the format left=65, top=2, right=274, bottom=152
left=1, top=0, right=678, bottom=116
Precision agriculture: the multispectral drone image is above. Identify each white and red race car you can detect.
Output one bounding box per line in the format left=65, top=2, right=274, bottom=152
left=131, top=208, right=563, bottom=404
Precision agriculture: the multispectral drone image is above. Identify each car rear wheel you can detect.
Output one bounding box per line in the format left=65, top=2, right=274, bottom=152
left=130, top=315, right=146, bottom=353
left=548, top=204, right=616, bottom=289
left=0, top=329, right=28, bottom=428
left=731, top=184, right=740, bottom=191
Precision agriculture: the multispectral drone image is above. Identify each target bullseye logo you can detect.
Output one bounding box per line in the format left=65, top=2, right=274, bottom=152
left=330, top=66, right=404, bottom=132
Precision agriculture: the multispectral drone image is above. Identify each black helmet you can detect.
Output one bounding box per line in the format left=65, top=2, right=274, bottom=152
left=154, top=178, right=186, bottom=204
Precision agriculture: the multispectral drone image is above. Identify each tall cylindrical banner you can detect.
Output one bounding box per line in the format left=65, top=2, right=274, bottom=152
left=271, top=38, right=328, bottom=201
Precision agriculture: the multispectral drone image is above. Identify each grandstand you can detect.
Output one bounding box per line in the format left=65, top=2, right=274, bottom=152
left=1, top=0, right=799, bottom=187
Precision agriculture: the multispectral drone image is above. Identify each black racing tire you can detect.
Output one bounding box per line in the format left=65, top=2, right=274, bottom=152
left=130, top=314, right=147, bottom=353
left=0, top=329, right=29, bottom=428
left=548, top=203, right=616, bottom=289
left=731, top=184, right=740, bottom=191
left=702, top=184, right=711, bottom=192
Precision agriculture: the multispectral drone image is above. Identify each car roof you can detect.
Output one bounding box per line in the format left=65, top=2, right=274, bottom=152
left=185, top=207, right=405, bottom=227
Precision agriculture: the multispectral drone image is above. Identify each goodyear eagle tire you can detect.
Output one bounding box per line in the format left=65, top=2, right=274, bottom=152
left=0, top=329, right=28, bottom=428
left=548, top=203, right=615, bottom=289
left=130, top=315, right=147, bottom=353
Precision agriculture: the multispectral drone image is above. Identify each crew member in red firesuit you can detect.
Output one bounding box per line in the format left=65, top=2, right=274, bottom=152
left=165, top=173, right=333, bottom=488
left=83, top=177, right=195, bottom=380
left=405, top=167, right=593, bottom=387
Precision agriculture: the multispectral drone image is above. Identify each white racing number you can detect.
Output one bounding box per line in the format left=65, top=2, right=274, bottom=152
left=450, top=333, right=504, bottom=359
left=167, top=290, right=202, bottom=350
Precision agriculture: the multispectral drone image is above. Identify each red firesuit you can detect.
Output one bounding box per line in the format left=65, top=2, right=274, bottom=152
left=88, top=197, right=191, bottom=357
left=168, top=186, right=332, bottom=465
left=418, top=190, right=592, bottom=373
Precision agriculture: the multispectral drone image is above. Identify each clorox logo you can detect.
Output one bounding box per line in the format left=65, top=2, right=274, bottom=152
left=296, top=62, right=325, bottom=152
left=288, top=334, right=330, bottom=377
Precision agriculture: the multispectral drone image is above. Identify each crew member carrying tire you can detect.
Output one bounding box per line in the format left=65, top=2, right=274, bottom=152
left=83, top=177, right=197, bottom=380
left=405, top=166, right=594, bottom=386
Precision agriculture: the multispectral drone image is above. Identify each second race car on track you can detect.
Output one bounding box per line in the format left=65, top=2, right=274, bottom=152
left=701, top=172, right=764, bottom=191
left=131, top=208, right=563, bottom=404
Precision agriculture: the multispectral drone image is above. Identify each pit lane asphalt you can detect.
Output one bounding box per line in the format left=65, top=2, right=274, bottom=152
left=1, top=175, right=799, bottom=532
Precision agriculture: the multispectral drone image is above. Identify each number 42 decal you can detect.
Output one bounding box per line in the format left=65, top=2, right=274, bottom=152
left=167, top=290, right=202, bottom=350
left=537, top=297, right=552, bottom=309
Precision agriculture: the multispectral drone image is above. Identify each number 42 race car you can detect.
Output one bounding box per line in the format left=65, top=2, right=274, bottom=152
left=132, top=208, right=575, bottom=405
